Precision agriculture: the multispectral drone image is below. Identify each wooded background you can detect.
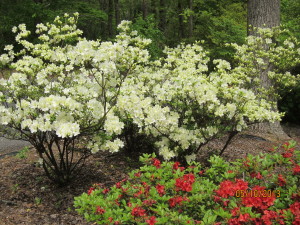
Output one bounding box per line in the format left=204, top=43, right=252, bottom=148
left=1, top=0, right=299, bottom=58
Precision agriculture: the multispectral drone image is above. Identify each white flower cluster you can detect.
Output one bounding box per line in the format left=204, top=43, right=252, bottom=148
left=0, top=14, right=150, bottom=153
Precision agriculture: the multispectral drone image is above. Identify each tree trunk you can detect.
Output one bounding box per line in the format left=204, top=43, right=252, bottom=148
left=142, top=0, right=148, bottom=20
left=99, top=0, right=108, bottom=39
left=115, top=0, right=120, bottom=26
left=108, top=0, right=115, bottom=38
left=247, top=0, right=288, bottom=138
left=178, top=0, right=184, bottom=39
left=188, top=0, right=193, bottom=38
left=247, top=0, right=280, bottom=35
left=159, top=0, right=166, bottom=31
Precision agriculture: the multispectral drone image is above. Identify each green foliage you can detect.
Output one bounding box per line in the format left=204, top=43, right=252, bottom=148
left=279, top=74, right=300, bottom=125
left=15, top=146, right=30, bottom=159
left=74, top=141, right=300, bottom=224
left=282, top=0, right=300, bottom=40
left=34, top=197, right=42, bottom=205
left=192, top=1, right=247, bottom=62
left=132, top=15, right=165, bottom=58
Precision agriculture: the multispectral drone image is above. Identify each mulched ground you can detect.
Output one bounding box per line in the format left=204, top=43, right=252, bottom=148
left=0, top=124, right=299, bottom=225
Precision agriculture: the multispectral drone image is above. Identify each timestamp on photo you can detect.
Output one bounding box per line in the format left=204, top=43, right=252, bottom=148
left=235, top=189, right=281, bottom=198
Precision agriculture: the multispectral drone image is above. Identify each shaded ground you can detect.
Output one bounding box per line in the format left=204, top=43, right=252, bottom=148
left=0, top=124, right=299, bottom=225
left=0, top=137, right=31, bottom=159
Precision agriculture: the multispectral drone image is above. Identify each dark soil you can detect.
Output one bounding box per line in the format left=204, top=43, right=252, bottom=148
left=0, top=124, right=299, bottom=225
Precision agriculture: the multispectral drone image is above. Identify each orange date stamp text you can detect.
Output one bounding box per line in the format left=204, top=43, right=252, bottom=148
left=235, top=190, right=280, bottom=198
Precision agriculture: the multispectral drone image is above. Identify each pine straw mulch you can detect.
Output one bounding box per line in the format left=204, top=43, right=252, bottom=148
left=0, top=124, right=299, bottom=225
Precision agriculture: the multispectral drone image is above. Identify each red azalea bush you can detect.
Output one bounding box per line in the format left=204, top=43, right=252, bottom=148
left=74, top=141, right=300, bottom=224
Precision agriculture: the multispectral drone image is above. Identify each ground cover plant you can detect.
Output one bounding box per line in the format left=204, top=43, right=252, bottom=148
left=74, top=140, right=300, bottom=224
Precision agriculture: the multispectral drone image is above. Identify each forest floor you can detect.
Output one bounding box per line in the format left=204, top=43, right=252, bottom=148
left=0, top=124, right=299, bottom=225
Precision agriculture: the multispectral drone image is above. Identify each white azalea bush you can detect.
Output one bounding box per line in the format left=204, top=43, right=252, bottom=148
left=0, top=13, right=151, bottom=184
left=231, top=27, right=300, bottom=101
left=117, top=43, right=281, bottom=163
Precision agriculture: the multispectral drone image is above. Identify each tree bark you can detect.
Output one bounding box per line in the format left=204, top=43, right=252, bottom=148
left=142, top=0, right=148, bottom=20
left=159, top=0, right=166, bottom=31
left=115, top=0, right=120, bottom=26
left=247, top=0, right=288, bottom=138
left=188, top=0, right=193, bottom=38
left=108, top=0, right=115, bottom=37
left=247, top=0, right=280, bottom=35
left=178, top=0, right=184, bottom=39
left=99, top=0, right=108, bottom=39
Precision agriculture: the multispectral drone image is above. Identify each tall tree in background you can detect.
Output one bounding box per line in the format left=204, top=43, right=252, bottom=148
left=108, top=0, right=115, bottom=37
left=248, top=0, right=280, bottom=35
left=247, top=0, right=287, bottom=137
left=188, top=0, right=193, bottom=38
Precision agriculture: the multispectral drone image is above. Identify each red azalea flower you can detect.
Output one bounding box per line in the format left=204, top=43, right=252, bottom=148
left=96, top=206, right=105, bottom=214
left=183, top=174, right=195, bottom=183
left=156, top=184, right=165, bottom=196
left=235, top=179, right=248, bottom=190
left=175, top=173, right=195, bottom=192
left=223, top=200, right=230, bottom=207
left=146, top=216, right=157, bottom=225
left=231, top=207, right=240, bottom=217
left=143, top=199, right=156, bottom=206
left=228, top=218, right=240, bottom=225
left=242, top=186, right=276, bottom=210
left=127, top=201, right=132, bottom=207
left=115, top=182, right=122, bottom=188
left=152, top=158, right=161, bottom=168
left=134, top=172, right=142, bottom=177
left=102, top=188, right=109, bottom=194
left=134, top=189, right=144, bottom=198
left=243, top=158, right=251, bottom=168
left=213, top=195, right=221, bottom=202
left=121, top=187, right=128, bottom=193
left=87, top=187, right=95, bottom=195
left=261, top=210, right=279, bottom=225
left=228, top=170, right=234, bottom=173
left=131, top=206, right=147, bottom=217
left=282, top=152, right=293, bottom=158
left=215, top=179, right=248, bottom=198
left=269, top=147, right=276, bottom=152
left=173, top=162, right=185, bottom=171
left=278, top=174, right=286, bottom=186
left=215, top=180, right=235, bottom=198
left=291, top=193, right=300, bottom=201
left=173, top=162, right=180, bottom=170
left=250, top=172, right=263, bottom=179
left=290, top=202, right=300, bottom=216
left=282, top=142, right=290, bottom=148
left=293, top=164, right=300, bottom=175
left=199, top=170, right=205, bottom=176
left=168, top=196, right=188, bottom=208
left=175, top=179, right=192, bottom=192
left=238, top=213, right=250, bottom=222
